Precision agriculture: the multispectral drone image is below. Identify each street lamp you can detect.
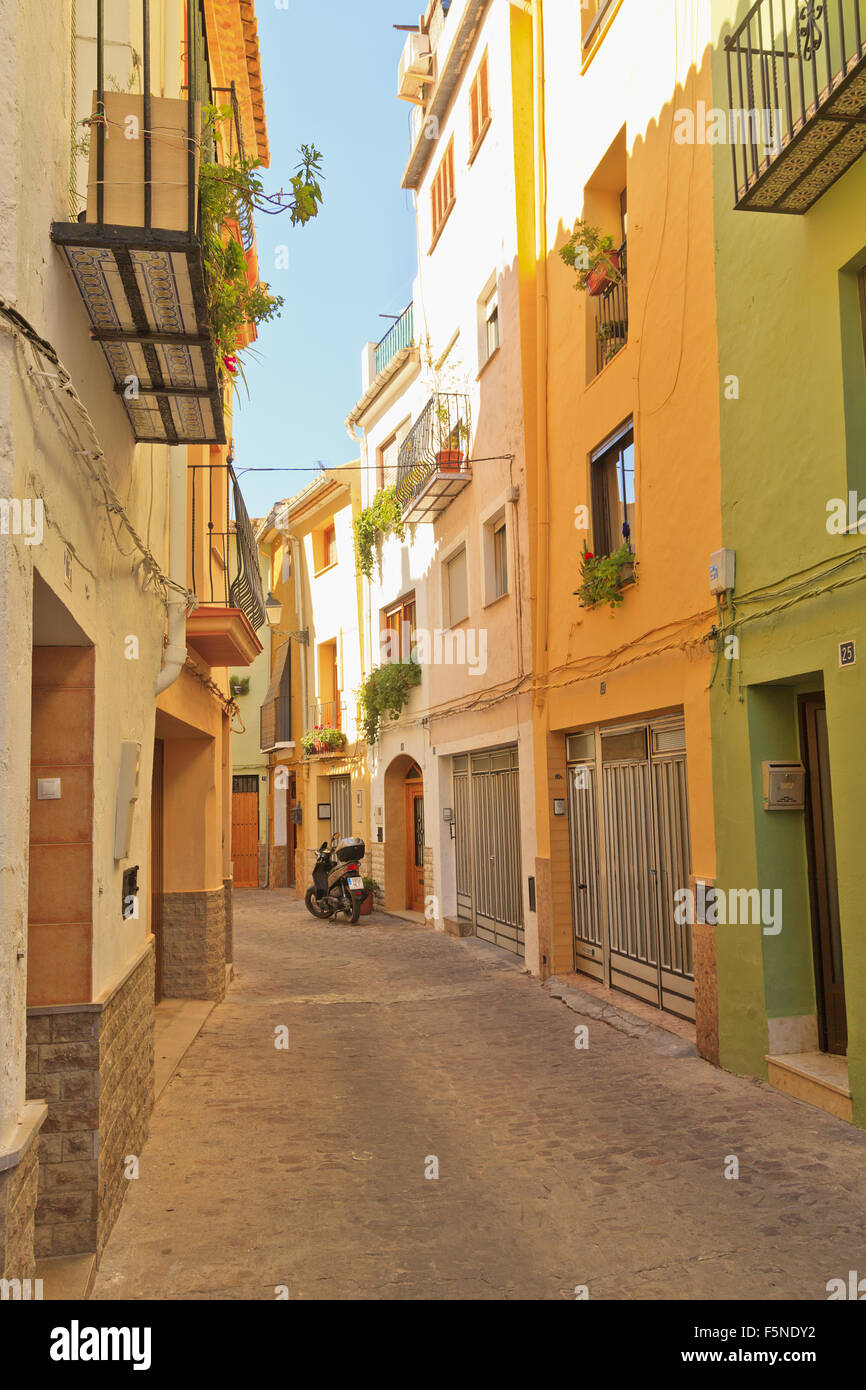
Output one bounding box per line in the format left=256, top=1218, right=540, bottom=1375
left=264, top=593, right=309, bottom=644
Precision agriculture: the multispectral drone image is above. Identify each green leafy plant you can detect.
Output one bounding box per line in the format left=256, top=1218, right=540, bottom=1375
left=229, top=675, right=250, bottom=697
left=301, top=724, right=346, bottom=756
left=363, top=877, right=380, bottom=894
left=199, top=107, right=323, bottom=379
left=575, top=544, right=636, bottom=610
left=353, top=486, right=406, bottom=579
left=357, top=661, right=422, bottom=744
left=559, top=219, right=623, bottom=292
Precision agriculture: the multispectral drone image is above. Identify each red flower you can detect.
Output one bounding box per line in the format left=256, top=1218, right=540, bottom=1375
left=583, top=551, right=594, bottom=561
left=222, top=354, right=239, bottom=375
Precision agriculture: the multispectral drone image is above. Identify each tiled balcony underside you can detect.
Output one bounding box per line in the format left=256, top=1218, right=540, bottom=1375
left=738, top=60, right=866, bottom=212
left=51, top=227, right=225, bottom=444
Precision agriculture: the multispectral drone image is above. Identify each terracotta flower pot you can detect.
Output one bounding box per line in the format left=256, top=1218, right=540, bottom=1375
left=586, top=249, right=620, bottom=297
left=360, top=892, right=373, bottom=916
left=435, top=449, right=464, bottom=472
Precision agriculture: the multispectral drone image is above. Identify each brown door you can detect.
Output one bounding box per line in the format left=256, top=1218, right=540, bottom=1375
left=800, top=695, right=847, bottom=1055
left=150, top=739, right=164, bottom=1002
left=405, top=777, right=425, bottom=912
left=232, top=775, right=259, bottom=887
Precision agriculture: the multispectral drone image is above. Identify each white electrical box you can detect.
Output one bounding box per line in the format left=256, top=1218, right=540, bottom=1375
left=37, top=778, right=61, bottom=800
left=762, top=761, right=806, bottom=811
left=709, top=548, right=736, bottom=595
left=114, top=742, right=141, bottom=859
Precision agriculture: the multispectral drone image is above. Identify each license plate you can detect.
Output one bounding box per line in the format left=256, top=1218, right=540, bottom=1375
left=348, top=876, right=364, bottom=891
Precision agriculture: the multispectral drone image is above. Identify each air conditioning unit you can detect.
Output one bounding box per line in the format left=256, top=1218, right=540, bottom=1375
left=398, top=31, right=432, bottom=104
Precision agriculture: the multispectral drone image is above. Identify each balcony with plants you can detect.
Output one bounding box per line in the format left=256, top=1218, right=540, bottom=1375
left=725, top=0, right=866, bottom=213
left=394, top=392, right=472, bottom=523
left=560, top=221, right=628, bottom=378
left=51, top=0, right=322, bottom=445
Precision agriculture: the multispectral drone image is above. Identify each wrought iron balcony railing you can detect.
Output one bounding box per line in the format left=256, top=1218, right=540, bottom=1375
left=190, top=462, right=265, bottom=633
left=394, top=392, right=472, bottom=523
left=595, top=242, right=628, bottom=375
left=375, top=304, right=414, bottom=376
left=725, top=0, right=866, bottom=213
left=308, top=700, right=344, bottom=731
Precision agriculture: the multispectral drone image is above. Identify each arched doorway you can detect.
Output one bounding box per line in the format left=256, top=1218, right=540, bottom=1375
left=383, top=755, right=425, bottom=912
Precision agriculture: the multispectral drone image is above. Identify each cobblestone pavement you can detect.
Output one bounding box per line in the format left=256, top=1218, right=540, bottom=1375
left=92, top=890, right=866, bottom=1301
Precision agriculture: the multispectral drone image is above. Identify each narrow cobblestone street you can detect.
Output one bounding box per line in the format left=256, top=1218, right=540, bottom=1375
left=92, top=892, right=866, bottom=1301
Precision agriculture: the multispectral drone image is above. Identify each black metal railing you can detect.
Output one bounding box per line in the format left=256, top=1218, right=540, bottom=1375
left=595, top=242, right=628, bottom=375
left=88, top=0, right=210, bottom=237
left=395, top=393, right=471, bottom=513
left=725, top=0, right=866, bottom=210
left=190, top=462, right=265, bottom=631
left=375, top=304, right=414, bottom=376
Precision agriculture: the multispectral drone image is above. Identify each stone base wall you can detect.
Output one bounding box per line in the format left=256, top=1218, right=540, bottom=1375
left=223, top=879, right=233, bottom=966
left=161, top=889, right=226, bottom=1002
left=26, top=945, right=154, bottom=1258
left=423, top=847, right=434, bottom=916
left=0, top=1127, right=41, bottom=1280
left=369, top=841, right=385, bottom=901
left=272, top=845, right=288, bottom=889
left=258, top=842, right=268, bottom=888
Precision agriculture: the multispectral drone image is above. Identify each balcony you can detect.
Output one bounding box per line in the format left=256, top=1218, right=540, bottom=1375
left=49, top=0, right=245, bottom=443
left=594, top=242, right=628, bottom=375
left=375, top=304, right=414, bottom=376
left=395, top=393, right=472, bottom=524
left=725, top=0, right=866, bottom=213
left=187, top=461, right=265, bottom=667
left=309, top=699, right=344, bottom=731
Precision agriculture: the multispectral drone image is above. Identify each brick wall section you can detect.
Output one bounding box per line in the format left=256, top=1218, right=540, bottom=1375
left=272, top=845, right=288, bottom=889
left=26, top=945, right=155, bottom=1258
left=223, top=879, right=233, bottom=966
left=0, top=1132, right=40, bottom=1280
left=423, top=847, right=434, bottom=917
left=161, top=889, right=226, bottom=1002
left=369, top=841, right=385, bottom=901
left=96, top=948, right=154, bottom=1255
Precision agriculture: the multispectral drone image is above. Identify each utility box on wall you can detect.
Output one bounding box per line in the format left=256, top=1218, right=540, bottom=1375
left=762, top=761, right=806, bottom=811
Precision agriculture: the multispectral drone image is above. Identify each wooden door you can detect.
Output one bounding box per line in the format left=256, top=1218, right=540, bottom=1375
left=405, top=779, right=425, bottom=912
left=800, top=696, right=847, bottom=1055
left=150, top=739, right=164, bottom=1002
left=232, top=775, right=259, bottom=887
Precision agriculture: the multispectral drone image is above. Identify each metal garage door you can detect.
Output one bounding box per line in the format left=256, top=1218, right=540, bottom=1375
left=453, top=746, right=524, bottom=957
left=567, top=719, right=694, bottom=1021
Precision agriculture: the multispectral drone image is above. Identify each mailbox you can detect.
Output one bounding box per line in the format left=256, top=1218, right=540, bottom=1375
left=762, top=761, right=806, bottom=811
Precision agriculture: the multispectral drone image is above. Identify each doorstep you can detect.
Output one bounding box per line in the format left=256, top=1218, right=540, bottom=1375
left=766, top=1051, right=852, bottom=1124
left=35, top=1252, right=96, bottom=1302
left=548, top=973, right=697, bottom=1057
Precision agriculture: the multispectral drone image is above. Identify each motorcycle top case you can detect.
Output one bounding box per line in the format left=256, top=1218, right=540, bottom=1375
left=335, top=837, right=365, bottom=863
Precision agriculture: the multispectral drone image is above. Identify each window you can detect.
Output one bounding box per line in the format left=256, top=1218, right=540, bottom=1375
left=469, top=50, right=490, bottom=160
left=483, top=510, right=509, bottom=603
left=493, top=519, right=508, bottom=598
left=590, top=425, right=635, bottom=554
left=444, top=547, right=468, bottom=626
left=381, top=592, right=416, bottom=663
left=313, top=520, right=337, bottom=573
left=484, top=286, right=499, bottom=359
left=431, top=138, right=455, bottom=246
left=377, top=419, right=410, bottom=490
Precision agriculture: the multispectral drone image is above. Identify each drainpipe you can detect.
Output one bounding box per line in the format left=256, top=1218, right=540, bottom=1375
left=532, top=0, right=550, bottom=698
left=291, top=533, right=307, bottom=722
left=156, top=443, right=188, bottom=694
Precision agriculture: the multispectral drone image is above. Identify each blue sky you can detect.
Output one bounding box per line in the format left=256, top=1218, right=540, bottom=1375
left=232, top=0, right=419, bottom=520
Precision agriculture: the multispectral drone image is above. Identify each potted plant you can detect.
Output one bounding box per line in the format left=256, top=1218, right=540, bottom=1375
left=301, top=724, right=346, bottom=756
left=434, top=406, right=470, bottom=472
left=597, top=321, right=626, bottom=366
left=360, top=877, right=379, bottom=916
left=229, top=675, right=250, bottom=698
left=559, top=219, right=623, bottom=298
left=574, top=543, right=637, bottom=610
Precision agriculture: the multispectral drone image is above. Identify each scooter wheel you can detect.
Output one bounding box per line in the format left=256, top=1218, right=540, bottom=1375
left=341, top=890, right=361, bottom=925
left=305, top=887, right=333, bottom=920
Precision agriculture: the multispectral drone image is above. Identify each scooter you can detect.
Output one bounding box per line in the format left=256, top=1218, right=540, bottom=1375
left=304, top=833, right=367, bottom=924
